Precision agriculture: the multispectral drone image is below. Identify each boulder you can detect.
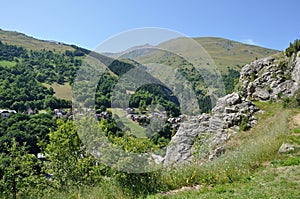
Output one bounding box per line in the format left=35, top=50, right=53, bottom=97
left=278, top=143, right=295, bottom=154
left=252, top=87, right=270, bottom=100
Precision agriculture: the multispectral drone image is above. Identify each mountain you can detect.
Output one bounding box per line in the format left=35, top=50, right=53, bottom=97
left=0, top=28, right=279, bottom=74
left=105, top=37, right=279, bottom=74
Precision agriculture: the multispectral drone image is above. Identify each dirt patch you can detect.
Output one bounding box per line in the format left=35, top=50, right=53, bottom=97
left=292, top=113, right=300, bottom=127
left=274, top=165, right=300, bottom=184
left=161, top=185, right=202, bottom=196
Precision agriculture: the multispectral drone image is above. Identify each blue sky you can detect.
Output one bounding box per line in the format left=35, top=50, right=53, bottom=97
left=0, top=0, right=299, bottom=50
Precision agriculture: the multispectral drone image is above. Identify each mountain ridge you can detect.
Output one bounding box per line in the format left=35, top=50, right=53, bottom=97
left=0, top=28, right=279, bottom=74
left=0, top=28, right=74, bottom=52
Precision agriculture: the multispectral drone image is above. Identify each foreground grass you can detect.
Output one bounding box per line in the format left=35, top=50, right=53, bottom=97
left=42, top=179, right=128, bottom=199
left=42, top=102, right=299, bottom=198
left=151, top=165, right=300, bottom=198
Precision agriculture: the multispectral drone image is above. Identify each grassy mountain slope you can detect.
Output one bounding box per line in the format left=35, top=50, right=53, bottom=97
left=0, top=29, right=74, bottom=51
left=131, top=37, right=279, bottom=74
left=194, top=37, right=279, bottom=72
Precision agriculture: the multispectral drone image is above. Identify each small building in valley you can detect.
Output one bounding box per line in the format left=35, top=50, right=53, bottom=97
left=0, top=109, right=17, bottom=117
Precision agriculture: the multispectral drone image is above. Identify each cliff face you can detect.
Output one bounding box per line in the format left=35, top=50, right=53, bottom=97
left=164, top=93, right=258, bottom=165
left=163, top=51, right=300, bottom=165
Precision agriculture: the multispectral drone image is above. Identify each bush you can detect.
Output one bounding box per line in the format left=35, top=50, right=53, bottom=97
left=282, top=87, right=300, bottom=108
left=239, top=115, right=250, bottom=131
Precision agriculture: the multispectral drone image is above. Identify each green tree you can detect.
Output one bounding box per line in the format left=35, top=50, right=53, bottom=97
left=43, top=120, right=105, bottom=190
left=0, top=139, right=47, bottom=199
left=286, top=39, right=300, bottom=57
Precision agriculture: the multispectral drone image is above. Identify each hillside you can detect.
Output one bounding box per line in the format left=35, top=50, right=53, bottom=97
left=0, top=29, right=74, bottom=52
left=0, top=29, right=278, bottom=115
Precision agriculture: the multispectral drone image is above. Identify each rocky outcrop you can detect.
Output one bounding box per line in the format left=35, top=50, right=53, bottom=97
left=164, top=93, right=258, bottom=165
left=164, top=51, right=300, bottom=166
left=240, top=52, right=300, bottom=101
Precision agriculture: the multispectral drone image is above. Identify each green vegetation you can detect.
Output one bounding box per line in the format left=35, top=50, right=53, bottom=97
left=286, top=39, right=300, bottom=57
left=283, top=87, right=300, bottom=108
left=238, top=115, right=250, bottom=131
left=0, top=60, right=16, bottom=68
left=43, top=120, right=106, bottom=189
left=148, top=165, right=300, bottom=198
left=0, top=41, right=81, bottom=112
left=0, top=40, right=27, bottom=61
left=0, top=113, right=57, bottom=154
left=222, top=68, right=240, bottom=94
left=0, top=139, right=47, bottom=199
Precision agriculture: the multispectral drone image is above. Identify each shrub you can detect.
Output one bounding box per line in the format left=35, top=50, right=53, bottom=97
left=293, top=128, right=300, bottom=134
left=239, top=115, right=250, bottom=131
left=282, top=87, right=300, bottom=108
